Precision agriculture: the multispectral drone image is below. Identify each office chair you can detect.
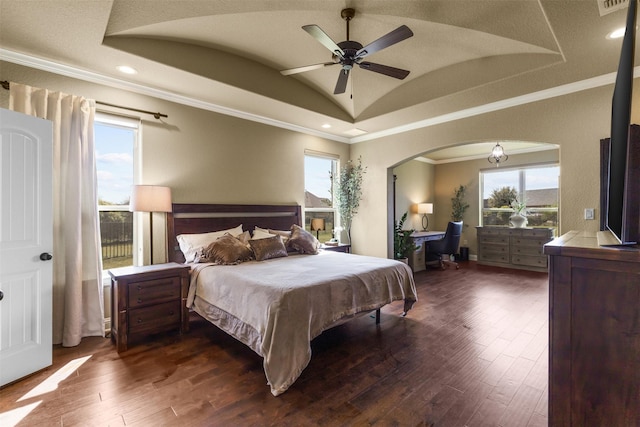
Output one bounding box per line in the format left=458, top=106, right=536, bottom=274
left=425, top=221, right=463, bottom=270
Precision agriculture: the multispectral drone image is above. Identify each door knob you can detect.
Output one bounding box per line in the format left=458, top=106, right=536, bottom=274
left=40, top=252, right=53, bottom=261
left=0, top=290, right=3, bottom=301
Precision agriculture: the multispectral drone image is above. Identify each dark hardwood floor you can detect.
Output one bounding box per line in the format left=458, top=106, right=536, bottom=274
left=0, top=262, right=549, bottom=426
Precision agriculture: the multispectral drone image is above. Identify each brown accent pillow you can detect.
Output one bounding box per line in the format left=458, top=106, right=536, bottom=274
left=201, top=233, right=253, bottom=265
left=236, top=230, right=251, bottom=246
left=249, top=234, right=288, bottom=261
left=288, top=224, right=320, bottom=254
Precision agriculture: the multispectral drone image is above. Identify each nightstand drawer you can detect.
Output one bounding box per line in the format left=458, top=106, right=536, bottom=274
left=128, top=277, right=181, bottom=307
left=129, top=300, right=181, bottom=335
left=109, top=263, right=190, bottom=352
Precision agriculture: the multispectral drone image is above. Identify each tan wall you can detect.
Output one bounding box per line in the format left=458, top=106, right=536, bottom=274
left=0, top=62, right=350, bottom=262
left=433, top=150, right=559, bottom=257
left=391, top=160, right=435, bottom=231
left=4, top=61, right=639, bottom=259
left=351, top=82, right=640, bottom=258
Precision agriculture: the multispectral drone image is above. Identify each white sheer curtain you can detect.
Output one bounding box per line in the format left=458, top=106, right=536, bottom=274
left=10, top=83, right=104, bottom=347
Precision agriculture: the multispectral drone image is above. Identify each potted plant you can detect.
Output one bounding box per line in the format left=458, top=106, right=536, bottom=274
left=510, top=198, right=528, bottom=228
left=394, top=212, right=419, bottom=262
left=333, top=156, right=367, bottom=243
left=451, top=184, right=470, bottom=221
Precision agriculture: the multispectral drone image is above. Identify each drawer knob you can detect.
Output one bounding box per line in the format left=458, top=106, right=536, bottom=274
left=137, top=298, right=143, bottom=304
left=137, top=285, right=142, bottom=290
left=169, top=310, right=174, bottom=316
left=137, top=318, right=143, bottom=323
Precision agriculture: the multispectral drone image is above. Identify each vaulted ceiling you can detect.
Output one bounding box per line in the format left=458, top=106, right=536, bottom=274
left=0, top=0, right=635, bottom=149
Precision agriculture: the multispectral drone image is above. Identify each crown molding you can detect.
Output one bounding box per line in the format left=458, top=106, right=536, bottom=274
left=3, top=48, right=638, bottom=146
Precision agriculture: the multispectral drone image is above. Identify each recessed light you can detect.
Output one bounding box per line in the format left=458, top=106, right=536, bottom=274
left=608, top=27, right=626, bottom=39
left=117, top=65, right=138, bottom=75
left=321, top=123, right=331, bottom=129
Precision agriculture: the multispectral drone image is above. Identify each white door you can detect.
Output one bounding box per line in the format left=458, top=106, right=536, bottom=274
left=0, top=108, right=53, bottom=386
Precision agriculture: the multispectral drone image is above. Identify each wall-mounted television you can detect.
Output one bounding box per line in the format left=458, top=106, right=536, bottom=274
left=599, top=0, right=640, bottom=247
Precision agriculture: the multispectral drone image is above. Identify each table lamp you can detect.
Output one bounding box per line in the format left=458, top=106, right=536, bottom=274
left=129, top=185, right=172, bottom=264
left=310, top=218, right=326, bottom=240
left=418, top=203, right=433, bottom=231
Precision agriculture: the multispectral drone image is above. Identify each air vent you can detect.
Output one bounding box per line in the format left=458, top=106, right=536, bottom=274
left=598, top=0, right=629, bottom=17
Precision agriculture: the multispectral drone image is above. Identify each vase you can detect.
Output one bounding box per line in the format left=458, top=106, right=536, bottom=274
left=510, top=214, right=528, bottom=228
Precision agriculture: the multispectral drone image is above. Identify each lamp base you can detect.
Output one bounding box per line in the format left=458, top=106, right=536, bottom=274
left=422, top=214, right=429, bottom=231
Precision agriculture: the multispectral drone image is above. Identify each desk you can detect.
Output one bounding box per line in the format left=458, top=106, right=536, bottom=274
left=409, top=231, right=445, bottom=272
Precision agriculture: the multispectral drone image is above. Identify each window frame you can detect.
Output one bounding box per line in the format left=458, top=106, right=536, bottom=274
left=304, top=150, right=339, bottom=242
left=95, top=113, right=140, bottom=277
left=480, top=162, right=559, bottom=232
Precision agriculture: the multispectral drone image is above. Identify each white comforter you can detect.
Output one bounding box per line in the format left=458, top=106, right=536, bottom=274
left=187, top=251, right=417, bottom=396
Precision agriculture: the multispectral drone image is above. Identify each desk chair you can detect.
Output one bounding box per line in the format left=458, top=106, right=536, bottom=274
left=425, top=221, right=463, bottom=270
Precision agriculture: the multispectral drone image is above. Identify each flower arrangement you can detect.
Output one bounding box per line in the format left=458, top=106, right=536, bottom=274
left=510, top=198, right=528, bottom=216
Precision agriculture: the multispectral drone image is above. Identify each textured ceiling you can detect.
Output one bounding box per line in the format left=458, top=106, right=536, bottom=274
left=0, top=0, right=635, bottom=155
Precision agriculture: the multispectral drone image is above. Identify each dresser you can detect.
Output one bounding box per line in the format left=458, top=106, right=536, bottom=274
left=476, top=226, right=553, bottom=272
left=408, top=231, right=446, bottom=272
left=109, top=263, right=190, bottom=352
left=544, top=231, right=640, bottom=426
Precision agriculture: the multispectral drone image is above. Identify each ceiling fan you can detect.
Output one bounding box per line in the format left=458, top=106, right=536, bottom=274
left=280, top=8, right=413, bottom=95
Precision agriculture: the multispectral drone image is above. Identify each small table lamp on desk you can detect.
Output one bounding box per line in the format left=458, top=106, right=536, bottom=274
left=129, top=185, right=172, bottom=265
left=310, top=218, right=325, bottom=240
left=417, top=203, right=433, bottom=231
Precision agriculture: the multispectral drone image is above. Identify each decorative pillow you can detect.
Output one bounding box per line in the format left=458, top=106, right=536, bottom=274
left=288, top=224, right=320, bottom=254
left=249, top=234, right=288, bottom=261
left=255, top=226, right=296, bottom=251
left=252, top=228, right=276, bottom=240
left=200, top=233, right=253, bottom=265
left=177, top=224, right=243, bottom=263
left=236, top=230, right=251, bottom=246
left=269, top=228, right=292, bottom=244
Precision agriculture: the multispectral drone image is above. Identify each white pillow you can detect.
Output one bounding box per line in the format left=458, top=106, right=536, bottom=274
left=177, top=224, right=243, bottom=263
left=252, top=228, right=275, bottom=240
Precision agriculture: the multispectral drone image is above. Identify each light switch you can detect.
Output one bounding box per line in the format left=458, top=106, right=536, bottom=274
left=584, top=208, right=595, bottom=220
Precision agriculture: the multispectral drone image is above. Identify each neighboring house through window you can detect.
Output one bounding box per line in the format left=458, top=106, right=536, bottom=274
left=95, top=113, right=139, bottom=272
left=481, top=164, right=559, bottom=234
left=304, top=151, right=338, bottom=242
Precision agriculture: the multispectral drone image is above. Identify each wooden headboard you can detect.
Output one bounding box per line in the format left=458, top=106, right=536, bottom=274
left=167, top=203, right=302, bottom=263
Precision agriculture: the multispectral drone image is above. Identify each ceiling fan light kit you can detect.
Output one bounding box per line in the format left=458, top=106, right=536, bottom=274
left=280, top=8, right=413, bottom=95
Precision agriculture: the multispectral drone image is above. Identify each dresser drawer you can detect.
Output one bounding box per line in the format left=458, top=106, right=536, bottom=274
left=128, top=277, right=182, bottom=307
left=511, top=254, right=548, bottom=268
left=511, top=236, right=552, bottom=248
left=479, top=235, right=509, bottom=245
left=479, top=252, right=509, bottom=263
left=511, top=245, right=545, bottom=256
left=479, top=243, right=508, bottom=254
left=128, top=300, right=181, bottom=335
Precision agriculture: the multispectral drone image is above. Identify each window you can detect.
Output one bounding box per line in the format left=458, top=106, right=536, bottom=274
left=304, top=152, right=338, bottom=242
left=481, top=164, right=559, bottom=233
left=95, top=114, right=138, bottom=271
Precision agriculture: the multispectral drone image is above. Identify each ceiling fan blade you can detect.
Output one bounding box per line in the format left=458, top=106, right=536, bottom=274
left=302, top=25, right=345, bottom=58
left=359, top=62, right=410, bottom=80
left=333, top=69, right=350, bottom=94
left=280, top=62, right=337, bottom=76
left=355, top=25, right=413, bottom=59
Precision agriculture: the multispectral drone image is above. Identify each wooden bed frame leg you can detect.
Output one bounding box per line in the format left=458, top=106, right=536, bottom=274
left=375, top=308, right=380, bottom=324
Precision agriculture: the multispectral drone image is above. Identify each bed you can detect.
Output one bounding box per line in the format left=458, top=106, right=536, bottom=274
left=167, top=203, right=417, bottom=396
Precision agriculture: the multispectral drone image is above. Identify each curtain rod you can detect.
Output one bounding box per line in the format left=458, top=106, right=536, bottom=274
left=1, top=80, right=168, bottom=119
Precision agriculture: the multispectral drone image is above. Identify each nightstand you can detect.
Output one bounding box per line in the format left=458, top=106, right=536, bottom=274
left=321, top=243, right=351, bottom=253
left=109, top=263, right=190, bottom=352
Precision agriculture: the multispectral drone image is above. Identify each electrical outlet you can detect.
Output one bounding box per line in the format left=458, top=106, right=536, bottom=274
left=584, top=208, right=595, bottom=220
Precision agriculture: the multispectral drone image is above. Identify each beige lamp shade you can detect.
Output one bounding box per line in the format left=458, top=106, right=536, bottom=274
left=310, top=218, right=326, bottom=231
left=129, top=185, right=172, bottom=213
left=417, top=203, right=433, bottom=214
